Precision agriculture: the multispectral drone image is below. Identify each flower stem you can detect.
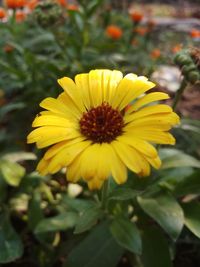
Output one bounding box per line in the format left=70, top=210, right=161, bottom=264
left=172, top=78, right=187, bottom=111
left=101, top=179, right=109, bottom=209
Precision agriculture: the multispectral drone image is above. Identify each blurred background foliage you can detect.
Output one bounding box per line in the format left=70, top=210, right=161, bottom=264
left=0, top=0, right=200, bottom=266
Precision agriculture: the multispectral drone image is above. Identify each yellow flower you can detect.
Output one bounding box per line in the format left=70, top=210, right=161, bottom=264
left=27, top=70, right=179, bottom=190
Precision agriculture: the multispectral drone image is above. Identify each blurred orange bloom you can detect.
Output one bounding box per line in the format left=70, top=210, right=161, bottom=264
left=4, top=44, right=14, bottom=52
left=147, top=19, right=156, bottom=30
left=172, top=44, right=182, bottom=54
left=67, top=4, right=79, bottom=11
left=26, top=0, right=38, bottom=10
left=135, top=26, right=148, bottom=36
left=57, top=0, right=67, bottom=7
left=190, top=29, right=200, bottom=38
left=130, top=11, right=143, bottom=22
left=6, top=0, right=26, bottom=9
left=106, top=25, right=122, bottom=40
left=15, top=10, right=26, bottom=22
left=151, top=49, right=161, bottom=59
left=0, top=7, right=6, bottom=19
left=131, top=38, right=138, bottom=46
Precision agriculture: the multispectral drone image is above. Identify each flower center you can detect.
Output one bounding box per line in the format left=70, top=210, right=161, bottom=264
left=80, top=102, right=124, bottom=143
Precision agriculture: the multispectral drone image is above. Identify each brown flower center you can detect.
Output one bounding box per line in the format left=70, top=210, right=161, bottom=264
left=80, top=102, right=124, bottom=143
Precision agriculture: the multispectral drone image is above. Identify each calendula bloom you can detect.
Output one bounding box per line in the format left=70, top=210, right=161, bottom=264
left=6, top=0, right=26, bottom=9
left=27, top=69, right=179, bottom=190
left=57, top=0, right=67, bottom=7
left=130, top=11, right=143, bottom=22
left=26, top=0, right=38, bottom=10
left=190, top=29, right=200, bottom=39
left=134, top=26, right=148, bottom=36
left=106, top=25, right=122, bottom=40
left=0, top=7, right=6, bottom=19
left=15, top=10, right=26, bottom=22
left=150, top=49, right=161, bottom=59
left=172, top=44, right=182, bottom=54
left=67, top=4, right=79, bottom=11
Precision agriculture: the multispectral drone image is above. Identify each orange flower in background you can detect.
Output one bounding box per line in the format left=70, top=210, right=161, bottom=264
left=150, top=49, right=161, bottom=59
left=57, top=0, right=67, bottom=7
left=67, top=4, right=79, bottom=11
left=26, top=0, right=38, bottom=10
left=0, top=7, right=6, bottom=19
left=106, top=25, right=122, bottom=40
left=4, top=44, right=14, bottom=53
left=130, top=11, right=143, bottom=23
left=15, top=10, right=26, bottom=22
left=135, top=26, right=148, bottom=36
left=190, top=29, right=200, bottom=38
left=147, top=19, right=156, bottom=31
left=6, top=0, right=26, bottom=9
left=131, top=38, right=138, bottom=46
left=172, top=44, right=182, bottom=54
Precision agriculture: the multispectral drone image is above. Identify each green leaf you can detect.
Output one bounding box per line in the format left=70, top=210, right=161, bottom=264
left=109, top=188, right=142, bottom=201
left=61, top=195, right=96, bottom=212
left=3, top=152, right=36, bottom=162
left=65, top=222, right=123, bottom=267
left=137, top=192, right=184, bottom=240
left=35, top=212, right=78, bottom=234
left=0, top=160, right=25, bottom=186
left=74, top=206, right=103, bottom=234
left=142, top=227, right=172, bottom=267
left=174, top=170, right=200, bottom=196
left=182, top=202, right=200, bottom=238
left=28, top=191, right=44, bottom=230
left=160, top=148, right=200, bottom=169
left=0, top=213, right=23, bottom=263
left=110, top=218, right=142, bottom=254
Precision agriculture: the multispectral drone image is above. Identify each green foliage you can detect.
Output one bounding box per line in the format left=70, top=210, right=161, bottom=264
left=0, top=0, right=200, bottom=266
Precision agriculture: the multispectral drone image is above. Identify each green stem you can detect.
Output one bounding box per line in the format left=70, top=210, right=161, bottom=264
left=172, top=78, right=187, bottom=111
left=101, top=179, right=109, bottom=209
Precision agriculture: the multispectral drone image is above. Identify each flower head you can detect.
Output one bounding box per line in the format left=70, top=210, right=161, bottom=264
left=150, top=49, right=161, bottom=59
left=130, top=11, right=143, bottom=22
left=26, top=0, right=38, bottom=10
left=190, top=29, right=200, bottom=39
left=106, top=25, right=122, bottom=40
left=27, top=70, right=179, bottom=190
left=57, top=0, right=67, bottom=7
left=6, top=0, right=26, bottom=9
left=134, top=26, right=148, bottom=36
left=67, top=4, right=79, bottom=11
left=171, top=44, right=182, bottom=54
left=0, top=7, right=6, bottom=19
left=16, top=10, right=26, bottom=22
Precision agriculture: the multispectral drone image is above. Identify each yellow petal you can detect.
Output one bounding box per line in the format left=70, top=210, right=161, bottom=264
left=67, top=154, right=82, bottom=183
left=87, top=177, right=104, bottom=190
left=27, top=126, right=80, bottom=148
left=36, top=157, right=49, bottom=176
left=39, top=97, right=74, bottom=118
left=130, top=130, right=176, bottom=145
left=112, top=76, right=155, bottom=110
left=111, top=141, right=141, bottom=174
left=106, top=70, right=123, bottom=104
left=79, top=144, right=111, bottom=181
left=47, top=140, right=91, bottom=173
left=125, top=112, right=180, bottom=129
left=145, top=155, right=162, bottom=169
left=32, top=115, right=73, bottom=128
left=127, top=92, right=170, bottom=113
left=44, top=137, right=85, bottom=160
left=57, top=77, right=85, bottom=112
left=124, top=104, right=173, bottom=124
left=58, top=92, right=82, bottom=119
left=88, top=70, right=104, bottom=107
left=118, top=135, right=158, bottom=158
left=75, top=73, right=91, bottom=110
